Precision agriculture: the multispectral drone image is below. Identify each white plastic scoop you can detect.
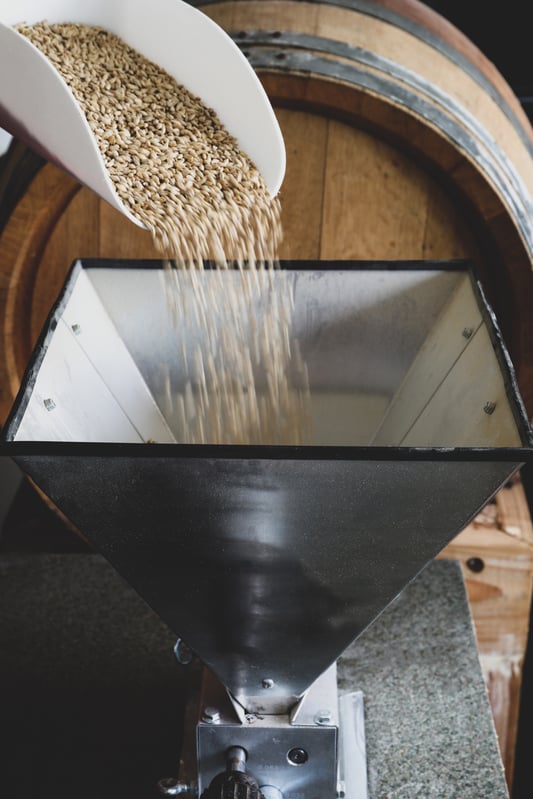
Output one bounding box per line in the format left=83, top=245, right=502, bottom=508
left=0, top=0, right=286, bottom=228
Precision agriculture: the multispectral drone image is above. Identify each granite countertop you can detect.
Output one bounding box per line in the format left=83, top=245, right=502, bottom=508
left=339, top=558, right=509, bottom=798
left=0, top=553, right=508, bottom=798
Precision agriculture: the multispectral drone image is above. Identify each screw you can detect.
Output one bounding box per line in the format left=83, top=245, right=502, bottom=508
left=483, top=401, right=496, bottom=415
left=173, top=638, right=194, bottom=665
left=314, top=708, right=333, bottom=725
left=262, top=678, right=274, bottom=689
left=287, top=747, right=309, bottom=766
left=462, top=327, right=474, bottom=339
left=43, top=398, right=56, bottom=412
left=202, top=706, right=221, bottom=724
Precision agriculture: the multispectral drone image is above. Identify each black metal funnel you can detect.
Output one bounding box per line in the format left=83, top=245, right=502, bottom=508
left=3, top=259, right=532, bottom=715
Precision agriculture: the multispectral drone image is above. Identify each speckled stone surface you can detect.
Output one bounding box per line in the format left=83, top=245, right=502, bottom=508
left=0, top=554, right=508, bottom=798
left=0, top=553, right=186, bottom=799
left=338, top=558, right=509, bottom=798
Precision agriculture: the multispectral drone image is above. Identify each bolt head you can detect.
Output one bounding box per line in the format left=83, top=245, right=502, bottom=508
left=314, top=708, right=332, bottom=725
left=173, top=638, right=194, bottom=665
left=287, top=747, right=309, bottom=765
left=202, top=706, right=221, bottom=724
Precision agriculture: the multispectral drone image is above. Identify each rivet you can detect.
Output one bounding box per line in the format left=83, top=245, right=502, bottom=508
left=483, top=401, right=496, bottom=415
left=262, top=678, right=274, bottom=689
left=462, top=327, right=474, bottom=339
left=44, top=398, right=56, bottom=412
left=71, top=323, right=82, bottom=335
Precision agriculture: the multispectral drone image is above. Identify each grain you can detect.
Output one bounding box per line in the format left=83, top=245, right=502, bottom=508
left=16, top=20, right=311, bottom=445
left=162, top=265, right=311, bottom=444
left=15, top=21, right=280, bottom=263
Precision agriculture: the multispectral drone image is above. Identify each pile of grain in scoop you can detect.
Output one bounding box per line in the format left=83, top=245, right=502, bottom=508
left=16, top=21, right=311, bottom=445
left=15, top=21, right=281, bottom=263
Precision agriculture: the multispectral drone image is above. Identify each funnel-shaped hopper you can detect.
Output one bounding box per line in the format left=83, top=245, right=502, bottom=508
left=0, top=0, right=285, bottom=213
left=3, top=259, right=532, bottom=714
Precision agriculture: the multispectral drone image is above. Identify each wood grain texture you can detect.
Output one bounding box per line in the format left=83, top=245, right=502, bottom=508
left=30, top=188, right=100, bottom=344
left=203, top=0, right=533, bottom=410
left=98, top=199, right=160, bottom=259
left=322, top=120, right=439, bottom=260
left=203, top=0, right=532, bottom=140
left=0, top=164, right=79, bottom=419
left=367, top=0, right=531, bottom=131
left=276, top=108, right=328, bottom=260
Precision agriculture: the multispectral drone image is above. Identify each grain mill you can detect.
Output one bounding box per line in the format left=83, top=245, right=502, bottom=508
left=2, top=257, right=532, bottom=797
left=2, top=0, right=533, bottom=797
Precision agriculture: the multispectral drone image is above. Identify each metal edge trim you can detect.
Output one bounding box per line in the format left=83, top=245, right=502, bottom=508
left=190, top=0, right=533, bottom=155
left=240, top=46, right=533, bottom=259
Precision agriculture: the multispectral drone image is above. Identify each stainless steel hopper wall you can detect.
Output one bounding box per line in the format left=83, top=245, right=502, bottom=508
left=2, top=259, right=532, bottom=714
left=4, top=259, right=531, bottom=449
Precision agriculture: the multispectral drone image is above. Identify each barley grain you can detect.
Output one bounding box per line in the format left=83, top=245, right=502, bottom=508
left=16, top=20, right=312, bottom=445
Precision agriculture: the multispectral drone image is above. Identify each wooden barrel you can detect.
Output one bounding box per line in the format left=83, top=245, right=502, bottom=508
left=198, top=0, right=533, bottom=409
left=2, top=0, right=533, bottom=420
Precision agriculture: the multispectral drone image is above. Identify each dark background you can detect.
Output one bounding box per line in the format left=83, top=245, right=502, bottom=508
left=423, top=3, right=533, bottom=119
left=423, top=5, right=533, bottom=796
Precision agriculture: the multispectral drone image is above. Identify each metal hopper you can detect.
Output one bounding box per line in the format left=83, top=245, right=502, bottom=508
left=2, top=258, right=532, bottom=797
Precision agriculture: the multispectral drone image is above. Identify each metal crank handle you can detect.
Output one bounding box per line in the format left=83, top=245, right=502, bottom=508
left=201, top=746, right=284, bottom=799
